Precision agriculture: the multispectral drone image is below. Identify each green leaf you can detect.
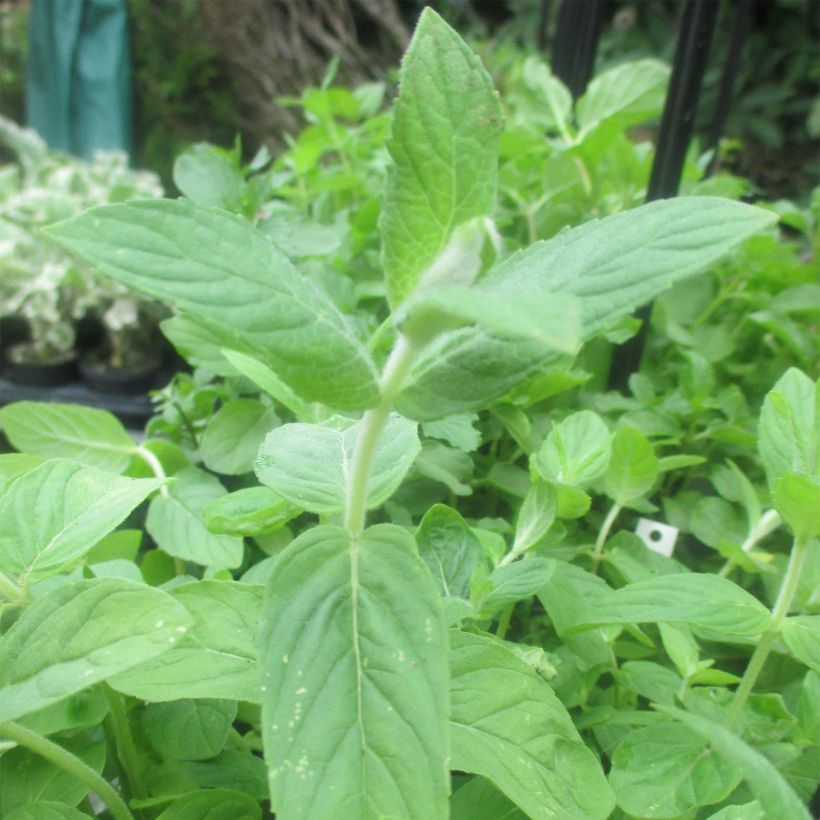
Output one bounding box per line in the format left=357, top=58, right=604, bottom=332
left=221, top=348, right=313, bottom=421
left=449, top=630, right=614, bottom=819
left=380, top=8, right=503, bottom=307
left=182, top=749, right=268, bottom=800
left=479, top=558, right=554, bottom=617
left=576, top=59, right=670, bottom=132
left=202, top=487, right=299, bottom=537
left=513, top=481, right=557, bottom=554
left=782, top=616, right=820, bottom=673
left=572, top=574, right=772, bottom=637
left=421, top=413, right=481, bottom=452
left=608, top=720, right=741, bottom=817
left=173, top=143, right=245, bottom=212
left=398, top=284, right=580, bottom=354
left=200, top=399, right=279, bottom=476
left=0, top=454, right=43, bottom=494
left=0, top=735, right=105, bottom=814
left=416, top=504, right=485, bottom=600
left=3, top=802, right=91, bottom=820
left=142, top=699, right=237, bottom=761
left=395, top=198, right=777, bottom=420
left=758, top=368, right=819, bottom=489
left=604, top=427, right=659, bottom=505
left=45, top=199, right=379, bottom=409
left=146, top=467, right=243, bottom=568
left=773, top=472, right=820, bottom=540
left=259, top=524, right=449, bottom=819
left=0, top=578, right=192, bottom=723
left=705, top=802, right=765, bottom=820
left=0, top=402, right=136, bottom=472
left=156, top=788, right=261, bottom=820
left=160, top=314, right=241, bottom=377
left=414, top=440, right=474, bottom=496
left=451, top=776, right=527, bottom=820
left=0, top=460, right=162, bottom=584
left=255, top=414, right=420, bottom=514
left=532, top=411, right=612, bottom=489
left=109, top=580, right=263, bottom=703
left=656, top=705, right=812, bottom=820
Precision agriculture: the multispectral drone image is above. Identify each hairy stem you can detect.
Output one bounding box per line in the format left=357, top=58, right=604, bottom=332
left=718, top=508, right=781, bottom=578
left=0, top=721, right=134, bottom=820
left=135, top=445, right=169, bottom=498
left=592, top=502, right=622, bottom=574
left=724, top=534, right=808, bottom=729
left=102, top=684, right=147, bottom=801
left=344, top=335, right=418, bottom=538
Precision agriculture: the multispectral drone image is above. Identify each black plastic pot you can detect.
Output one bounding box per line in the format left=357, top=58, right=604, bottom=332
left=79, top=360, right=162, bottom=395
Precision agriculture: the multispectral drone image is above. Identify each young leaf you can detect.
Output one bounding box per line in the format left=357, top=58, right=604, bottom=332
left=142, top=699, right=238, bottom=761
left=395, top=198, right=777, bottom=420
left=532, top=411, right=612, bottom=489
left=155, top=789, right=261, bottom=820
left=603, top=427, right=659, bottom=505
left=449, top=630, right=615, bottom=819
left=451, top=776, right=527, bottom=820
left=45, top=199, right=379, bottom=409
left=773, top=472, right=820, bottom=540
left=109, top=580, right=263, bottom=703
left=146, top=467, right=243, bottom=568
left=572, top=574, right=772, bottom=637
left=202, top=487, right=299, bottom=537
left=608, top=721, right=741, bottom=817
left=221, top=348, right=313, bottom=421
left=421, top=413, right=481, bottom=452
left=258, top=524, right=449, bottom=819
left=478, top=558, right=554, bottom=617
left=576, top=59, right=671, bottom=133
left=781, top=616, right=820, bottom=673
left=173, top=142, right=245, bottom=211
left=0, top=402, right=136, bottom=472
left=758, top=368, right=819, bottom=489
left=656, top=706, right=812, bottom=820
left=0, top=578, right=192, bottom=723
left=380, top=8, right=503, bottom=307
left=0, top=460, right=163, bottom=584
left=255, top=414, right=420, bottom=514
left=513, top=481, right=557, bottom=554
left=416, top=504, right=485, bottom=600
left=200, top=399, right=279, bottom=476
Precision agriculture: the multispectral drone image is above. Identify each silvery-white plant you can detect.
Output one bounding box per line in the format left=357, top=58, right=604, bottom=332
left=0, top=116, right=163, bottom=365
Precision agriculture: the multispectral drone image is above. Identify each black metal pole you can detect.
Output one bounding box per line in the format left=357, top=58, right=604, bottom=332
left=607, top=0, right=721, bottom=392
left=551, top=0, right=609, bottom=99
left=706, top=0, right=753, bottom=174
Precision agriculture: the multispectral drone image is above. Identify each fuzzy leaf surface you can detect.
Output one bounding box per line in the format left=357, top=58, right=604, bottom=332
left=380, top=8, right=503, bottom=307
left=0, top=578, right=192, bottom=722
left=0, top=460, right=162, bottom=584
left=45, top=199, right=379, bottom=409
left=0, top=402, right=135, bottom=472
left=258, top=524, right=448, bottom=819
left=255, top=414, right=420, bottom=514
left=449, top=630, right=614, bottom=819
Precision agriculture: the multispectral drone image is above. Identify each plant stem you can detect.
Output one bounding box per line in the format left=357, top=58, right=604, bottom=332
left=495, top=604, right=514, bottom=640
left=724, top=534, right=808, bottom=729
left=135, top=445, right=169, bottom=497
left=592, top=502, right=622, bottom=574
left=0, top=569, right=22, bottom=604
left=344, top=335, right=418, bottom=538
left=718, top=508, right=781, bottom=578
left=102, top=684, right=147, bottom=801
left=0, top=721, right=134, bottom=820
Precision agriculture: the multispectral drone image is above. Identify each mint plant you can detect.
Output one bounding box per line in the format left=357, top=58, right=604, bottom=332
left=1, top=9, right=817, bottom=819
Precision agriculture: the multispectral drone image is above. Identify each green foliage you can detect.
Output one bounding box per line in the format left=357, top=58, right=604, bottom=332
left=0, top=7, right=818, bottom=820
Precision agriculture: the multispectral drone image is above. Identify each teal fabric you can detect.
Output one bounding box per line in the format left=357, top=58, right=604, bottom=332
left=26, top=0, right=132, bottom=160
